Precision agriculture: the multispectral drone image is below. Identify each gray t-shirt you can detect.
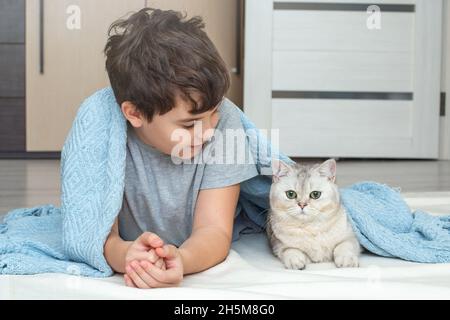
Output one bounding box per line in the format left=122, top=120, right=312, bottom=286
left=118, top=98, right=259, bottom=246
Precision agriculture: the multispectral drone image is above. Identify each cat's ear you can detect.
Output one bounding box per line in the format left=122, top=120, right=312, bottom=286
left=317, top=158, right=336, bottom=182
left=272, top=158, right=292, bottom=182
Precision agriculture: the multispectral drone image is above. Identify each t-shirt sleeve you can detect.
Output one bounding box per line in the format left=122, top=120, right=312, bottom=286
left=199, top=101, right=259, bottom=190
left=200, top=161, right=259, bottom=190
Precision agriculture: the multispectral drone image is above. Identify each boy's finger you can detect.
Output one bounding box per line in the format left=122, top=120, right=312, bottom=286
left=138, top=232, right=164, bottom=248
left=126, top=264, right=150, bottom=289
left=130, top=262, right=163, bottom=288
left=146, top=250, right=159, bottom=263
left=145, top=261, right=182, bottom=285
left=126, top=251, right=159, bottom=264
left=155, top=244, right=176, bottom=259
left=155, top=246, right=165, bottom=257
left=146, top=233, right=164, bottom=248
left=124, top=273, right=138, bottom=288
left=135, top=261, right=172, bottom=288
left=124, top=274, right=136, bottom=288
left=139, top=261, right=174, bottom=288
left=154, top=258, right=167, bottom=270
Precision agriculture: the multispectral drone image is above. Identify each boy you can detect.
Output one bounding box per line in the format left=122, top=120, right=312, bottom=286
left=102, top=8, right=259, bottom=288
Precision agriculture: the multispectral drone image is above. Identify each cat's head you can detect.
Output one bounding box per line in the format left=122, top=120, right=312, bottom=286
left=269, top=158, right=340, bottom=222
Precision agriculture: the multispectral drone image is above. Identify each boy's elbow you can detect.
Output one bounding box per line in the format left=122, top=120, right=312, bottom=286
left=220, top=246, right=231, bottom=262
left=218, top=230, right=232, bottom=260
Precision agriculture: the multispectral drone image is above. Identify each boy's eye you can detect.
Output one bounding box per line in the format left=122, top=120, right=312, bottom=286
left=285, top=190, right=297, bottom=199
left=309, top=191, right=321, bottom=199
left=182, top=124, right=195, bottom=129
left=180, top=108, right=219, bottom=129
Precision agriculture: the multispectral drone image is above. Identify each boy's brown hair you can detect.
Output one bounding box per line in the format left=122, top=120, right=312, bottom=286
left=104, top=8, right=230, bottom=122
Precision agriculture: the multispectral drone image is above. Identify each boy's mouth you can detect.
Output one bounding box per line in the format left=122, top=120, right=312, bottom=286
left=191, top=142, right=206, bottom=148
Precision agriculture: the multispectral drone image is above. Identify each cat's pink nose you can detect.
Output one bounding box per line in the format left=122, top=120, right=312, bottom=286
left=298, top=202, right=307, bottom=209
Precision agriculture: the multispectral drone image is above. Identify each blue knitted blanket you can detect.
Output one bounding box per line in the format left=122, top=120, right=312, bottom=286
left=1, top=87, right=449, bottom=277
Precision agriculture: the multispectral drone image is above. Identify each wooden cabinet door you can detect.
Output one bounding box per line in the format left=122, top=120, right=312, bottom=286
left=26, top=0, right=145, bottom=151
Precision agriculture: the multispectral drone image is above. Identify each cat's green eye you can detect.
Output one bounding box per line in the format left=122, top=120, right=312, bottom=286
left=285, top=190, right=297, bottom=199
left=309, top=191, right=322, bottom=199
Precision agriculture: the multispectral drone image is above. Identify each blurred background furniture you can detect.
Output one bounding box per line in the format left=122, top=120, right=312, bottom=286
left=0, top=0, right=25, bottom=153
left=244, top=0, right=446, bottom=159
left=1, top=0, right=449, bottom=160
left=0, top=0, right=243, bottom=156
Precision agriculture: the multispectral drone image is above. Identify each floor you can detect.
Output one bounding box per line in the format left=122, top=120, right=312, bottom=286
left=1, top=158, right=450, bottom=218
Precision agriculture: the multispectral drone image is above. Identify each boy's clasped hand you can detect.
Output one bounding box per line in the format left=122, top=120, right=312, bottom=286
left=124, top=232, right=184, bottom=288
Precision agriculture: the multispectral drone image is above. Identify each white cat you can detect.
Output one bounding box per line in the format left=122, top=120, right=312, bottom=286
left=266, top=158, right=361, bottom=270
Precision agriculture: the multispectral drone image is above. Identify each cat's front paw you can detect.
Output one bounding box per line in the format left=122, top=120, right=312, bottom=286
left=334, top=254, right=359, bottom=268
left=280, top=248, right=309, bottom=270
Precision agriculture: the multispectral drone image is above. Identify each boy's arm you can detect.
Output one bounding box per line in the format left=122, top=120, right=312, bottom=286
left=178, top=183, right=240, bottom=275
left=104, top=217, right=132, bottom=274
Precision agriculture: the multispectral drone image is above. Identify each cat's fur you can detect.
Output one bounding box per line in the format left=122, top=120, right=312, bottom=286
left=266, top=158, right=361, bottom=269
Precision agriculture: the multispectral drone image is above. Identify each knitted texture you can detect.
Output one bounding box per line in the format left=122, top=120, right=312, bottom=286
left=340, top=182, right=450, bottom=262
left=1, top=87, right=449, bottom=277
left=0, top=87, right=125, bottom=276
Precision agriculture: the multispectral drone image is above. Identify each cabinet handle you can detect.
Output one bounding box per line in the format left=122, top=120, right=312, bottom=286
left=233, top=0, right=241, bottom=76
left=39, top=0, right=44, bottom=74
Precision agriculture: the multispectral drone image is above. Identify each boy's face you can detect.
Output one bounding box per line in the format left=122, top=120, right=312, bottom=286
left=121, top=92, right=220, bottom=159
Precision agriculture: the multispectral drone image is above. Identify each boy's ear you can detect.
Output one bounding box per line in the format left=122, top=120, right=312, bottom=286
left=121, top=101, right=143, bottom=128
left=271, top=158, right=291, bottom=182
left=317, top=158, right=337, bottom=183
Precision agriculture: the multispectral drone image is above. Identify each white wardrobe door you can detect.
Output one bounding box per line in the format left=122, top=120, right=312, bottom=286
left=244, top=0, right=442, bottom=159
